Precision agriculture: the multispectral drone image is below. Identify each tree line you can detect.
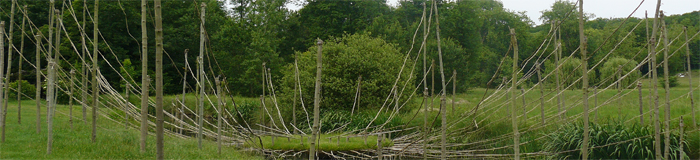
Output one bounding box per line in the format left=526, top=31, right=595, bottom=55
left=0, top=0, right=698, bottom=97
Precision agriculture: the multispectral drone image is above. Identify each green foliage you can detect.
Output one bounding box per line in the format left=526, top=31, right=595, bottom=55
left=658, top=75, right=680, bottom=88
left=599, top=57, right=641, bottom=88
left=281, top=33, right=413, bottom=110
left=8, top=80, right=36, bottom=100
left=545, top=122, right=685, bottom=159
left=544, top=57, right=597, bottom=89
left=234, top=101, right=258, bottom=124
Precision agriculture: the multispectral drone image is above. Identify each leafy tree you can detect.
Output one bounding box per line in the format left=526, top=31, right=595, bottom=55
left=544, top=57, right=597, bottom=89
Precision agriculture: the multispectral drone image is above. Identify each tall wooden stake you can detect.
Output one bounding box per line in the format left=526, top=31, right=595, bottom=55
left=2, top=0, right=18, bottom=142
left=92, top=0, right=99, bottom=143
left=685, top=27, right=696, bottom=128
left=139, top=0, right=148, bottom=153
left=154, top=0, right=164, bottom=158
left=260, top=62, right=266, bottom=130
left=452, top=70, right=456, bottom=113
left=595, top=86, right=598, bottom=122
left=309, top=38, right=323, bottom=160
left=48, top=8, right=61, bottom=154
left=17, top=5, right=27, bottom=124
left=216, top=76, right=222, bottom=154
left=124, top=83, right=130, bottom=129
left=639, top=81, right=644, bottom=125
left=554, top=21, right=562, bottom=121
left=521, top=88, right=526, bottom=122
left=578, top=0, right=590, bottom=159
left=618, top=65, right=623, bottom=118
left=646, top=11, right=654, bottom=124
left=509, top=28, right=520, bottom=160
left=0, top=21, right=5, bottom=143
left=650, top=1, right=663, bottom=158
left=82, top=0, right=87, bottom=124
left=197, top=2, right=206, bottom=150
left=293, top=55, right=297, bottom=134
left=421, top=3, right=429, bottom=159
left=179, top=50, right=188, bottom=135
left=537, top=60, right=544, bottom=125
left=661, top=12, right=671, bottom=160
left=679, top=116, right=685, bottom=160
left=433, top=0, right=448, bottom=158
left=35, top=34, right=42, bottom=134
left=70, top=70, right=75, bottom=129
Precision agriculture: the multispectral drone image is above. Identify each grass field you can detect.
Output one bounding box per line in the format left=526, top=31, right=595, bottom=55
left=0, top=100, right=260, bottom=159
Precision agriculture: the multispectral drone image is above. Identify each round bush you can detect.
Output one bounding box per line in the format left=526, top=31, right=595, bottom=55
left=599, top=57, right=641, bottom=88
left=281, top=33, right=413, bottom=111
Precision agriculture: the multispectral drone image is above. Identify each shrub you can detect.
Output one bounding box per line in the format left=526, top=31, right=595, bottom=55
left=8, top=80, right=36, bottom=100
left=599, top=57, right=641, bottom=88
left=545, top=122, right=685, bottom=159
left=658, top=75, right=679, bottom=88
left=280, top=33, right=414, bottom=110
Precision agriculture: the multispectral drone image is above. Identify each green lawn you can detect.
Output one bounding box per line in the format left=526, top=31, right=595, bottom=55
left=0, top=100, right=260, bottom=159
left=250, top=134, right=392, bottom=151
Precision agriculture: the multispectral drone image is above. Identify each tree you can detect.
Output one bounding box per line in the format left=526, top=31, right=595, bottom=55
left=599, top=57, right=641, bottom=88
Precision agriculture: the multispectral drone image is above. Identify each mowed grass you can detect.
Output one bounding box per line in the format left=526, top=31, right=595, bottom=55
left=250, top=134, right=392, bottom=151
left=0, top=100, right=260, bottom=159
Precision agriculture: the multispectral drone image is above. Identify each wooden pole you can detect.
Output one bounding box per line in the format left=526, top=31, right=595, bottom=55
left=0, top=21, right=5, bottom=142
left=646, top=11, right=654, bottom=125
left=685, top=27, right=696, bottom=128
left=433, top=0, right=448, bottom=158
left=70, top=70, right=75, bottom=129
left=154, top=0, right=164, bottom=158
left=618, top=65, right=623, bottom=118
left=554, top=21, right=562, bottom=121
left=452, top=70, right=456, bottom=113
left=17, top=5, right=26, bottom=124
left=521, top=88, right=526, bottom=122
left=260, top=62, right=265, bottom=130
left=537, top=60, right=544, bottom=125
left=92, top=0, right=99, bottom=143
left=639, top=81, right=644, bottom=125
left=179, top=50, right=188, bottom=135
left=197, top=2, right=206, bottom=150
left=82, top=0, right=87, bottom=124
left=35, top=34, right=42, bottom=134
left=578, top=0, right=590, bottom=158
left=661, top=12, right=671, bottom=160
left=432, top=60, right=435, bottom=97
left=47, top=8, right=61, bottom=154
left=216, top=76, right=222, bottom=154
left=650, top=1, right=663, bottom=158
left=309, top=38, right=323, bottom=160
left=139, top=0, right=148, bottom=153
left=422, top=2, right=428, bottom=159
left=293, top=55, right=297, bottom=134
left=595, top=86, right=598, bottom=122
left=509, top=28, right=520, bottom=160
left=2, top=0, right=18, bottom=142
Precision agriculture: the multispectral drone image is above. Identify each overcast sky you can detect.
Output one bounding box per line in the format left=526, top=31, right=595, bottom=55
left=287, top=0, right=699, bottom=25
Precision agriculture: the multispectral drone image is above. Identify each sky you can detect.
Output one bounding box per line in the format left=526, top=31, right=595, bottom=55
left=286, top=0, right=699, bottom=25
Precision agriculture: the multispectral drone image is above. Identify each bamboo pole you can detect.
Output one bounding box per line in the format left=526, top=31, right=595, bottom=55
left=639, top=81, right=644, bottom=125
left=293, top=55, right=297, bottom=134
left=646, top=11, right=653, bottom=125
left=82, top=0, right=87, bottom=124
left=521, top=88, right=526, bottom=122
left=47, top=8, right=61, bottom=154
left=179, top=50, right=188, bottom=135
left=452, top=70, right=456, bottom=113
left=92, top=0, right=99, bottom=143
left=433, top=0, right=448, bottom=158
left=216, top=76, right=222, bottom=154
left=70, top=70, right=75, bottom=129
left=260, top=62, right=265, bottom=130
left=309, top=38, right=323, bottom=160
left=154, top=0, right=164, bottom=158
left=618, top=65, right=623, bottom=118
left=579, top=0, right=590, bottom=158
left=0, top=21, right=5, bottom=142
left=554, top=21, right=562, bottom=121
left=661, top=12, right=671, bottom=160
left=2, top=0, right=17, bottom=142
left=17, top=5, right=26, bottom=124
left=509, top=28, right=520, bottom=160
left=685, top=27, right=696, bottom=128
left=35, top=34, right=41, bottom=134
left=422, top=2, right=428, bottom=159
left=139, top=0, right=148, bottom=153
left=197, top=2, right=206, bottom=150
left=537, top=60, right=544, bottom=125
left=650, top=1, right=663, bottom=158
